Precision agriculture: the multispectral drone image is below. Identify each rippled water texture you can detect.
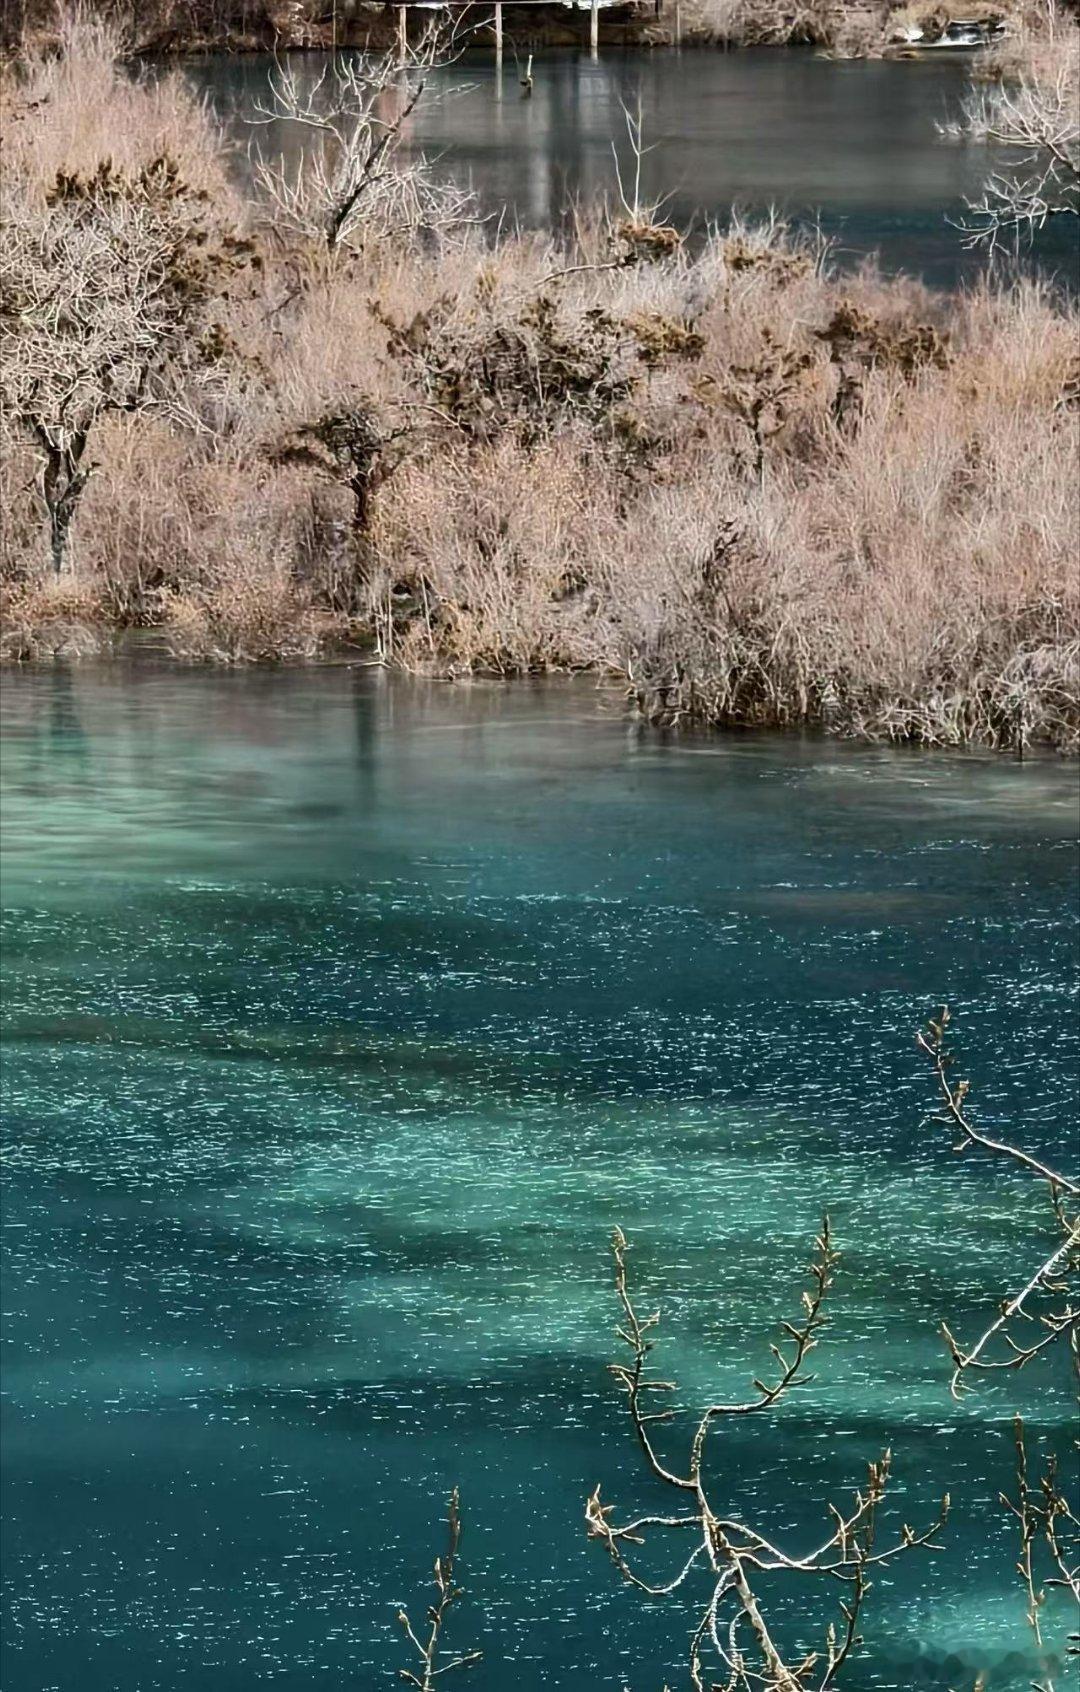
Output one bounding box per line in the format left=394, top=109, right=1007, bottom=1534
left=190, top=46, right=1080, bottom=287
left=1, top=667, right=1078, bottom=1690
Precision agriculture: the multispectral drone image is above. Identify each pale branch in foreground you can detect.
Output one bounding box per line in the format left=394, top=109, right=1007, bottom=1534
left=918, top=1006, right=1078, bottom=1692
left=1001, top=1413, right=1080, bottom=1692
left=396, top=1487, right=482, bottom=1690
left=917, top=1008, right=1079, bottom=1396
left=586, top=1224, right=947, bottom=1691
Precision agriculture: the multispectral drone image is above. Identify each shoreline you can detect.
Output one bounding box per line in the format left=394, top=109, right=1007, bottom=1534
left=5, top=2, right=1013, bottom=60
left=8, top=650, right=1075, bottom=763
left=3, top=12, right=1076, bottom=756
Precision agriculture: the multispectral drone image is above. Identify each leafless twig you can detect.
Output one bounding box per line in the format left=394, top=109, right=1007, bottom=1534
left=941, top=56, right=1080, bottom=249
left=587, top=1224, right=948, bottom=1690
left=397, top=1488, right=482, bottom=1690
left=917, top=1007, right=1079, bottom=1397
left=918, top=1006, right=1078, bottom=1692
left=1000, top=1416, right=1079, bottom=1692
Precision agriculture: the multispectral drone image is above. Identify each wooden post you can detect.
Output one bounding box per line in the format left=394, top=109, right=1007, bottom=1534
left=494, top=0, right=503, bottom=69
left=590, top=0, right=599, bottom=58
left=397, top=5, right=407, bottom=58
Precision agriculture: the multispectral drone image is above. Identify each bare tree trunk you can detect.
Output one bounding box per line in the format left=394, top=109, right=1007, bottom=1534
left=34, top=425, right=90, bottom=575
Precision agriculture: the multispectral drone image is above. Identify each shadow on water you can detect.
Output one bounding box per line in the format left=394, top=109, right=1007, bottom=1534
left=1, top=667, right=1077, bottom=1690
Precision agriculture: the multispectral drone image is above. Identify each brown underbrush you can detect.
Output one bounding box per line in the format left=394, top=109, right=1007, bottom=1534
left=3, top=0, right=1048, bottom=56
left=1, top=18, right=1077, bottom=751
left=975, top=0, right=1080, bottom=78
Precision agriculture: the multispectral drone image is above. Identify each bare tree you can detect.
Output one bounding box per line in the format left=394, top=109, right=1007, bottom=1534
left=943, top=56, right=1080, bottom=249
left=248, top=21, right=478, bottom=255
left=0, top=157, right=250, bottom=573
left=918, top=1008, right=1079, bottom=1692
left=585, top=1223, right=948, bottom=1691
left=396, top=1488, right=482, bottom=1690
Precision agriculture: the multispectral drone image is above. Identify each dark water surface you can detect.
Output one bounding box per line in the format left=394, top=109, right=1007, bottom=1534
left=2, top=666, right=1078, bottom=1690
left=189, top=46, right=1079, bottom=287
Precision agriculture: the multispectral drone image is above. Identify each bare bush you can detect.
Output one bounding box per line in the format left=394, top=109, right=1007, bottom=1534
left=1, top=1, right=325, bottom=56
left=942, top=23, right=1080, bottom=247
left=0, top=155, right=252, bottom=572
left=249, top=24, right=477, bottom=254
left=0, top=572, right=109, bottom=659
left=975, top=0, right=1074, bottom=83
left=1, top=23, right=1077, bottom=754
left=3, top=9, right=233, bottom=195
left=372, top=283, right=702, bottom=449
left=162, top=566, right=324, bottom=661
left=657, top=0, right=855, bottom=47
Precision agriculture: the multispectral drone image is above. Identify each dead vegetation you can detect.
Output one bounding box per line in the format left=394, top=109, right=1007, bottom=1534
left=1, top=14, right=1078, bottom=749
left=1, top=0, right=1066, bottom=58
left=947, top=13, right=1080, bottom=247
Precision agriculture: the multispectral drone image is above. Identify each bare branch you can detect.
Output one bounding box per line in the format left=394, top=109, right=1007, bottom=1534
left=999, top=1416, right=1080, bottom=1692
left=587, top=1226, right=947, bottom=1690
left=940, top=52, right=1080, bottom=249
left=919, top=1007, right=1077, bottom=1691
left=918, top=1008, right=1079, bottom=1198
left=397, top=1488, right=482, bottom=1691
left=918, top=1007, right=1080, bottom=1396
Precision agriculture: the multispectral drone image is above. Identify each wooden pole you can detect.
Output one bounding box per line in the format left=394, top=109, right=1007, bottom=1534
left=494, top=0, right=503, bottom=69
left=590, top=0, right=599, bottom=58
left=397, top=5, right=407, bottom=58
left=674, top=0, right=681, bottom=45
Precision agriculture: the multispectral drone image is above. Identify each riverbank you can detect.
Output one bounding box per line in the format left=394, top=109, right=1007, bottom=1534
left=1, top=0, right=1030, bottom=57
left=2, top=17, right=1078, bottom=752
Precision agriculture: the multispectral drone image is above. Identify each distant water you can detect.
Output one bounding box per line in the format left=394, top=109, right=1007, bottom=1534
left=1, top=665, right=1077, bottom=1690
left=188, top=46, right=1079, bottom=288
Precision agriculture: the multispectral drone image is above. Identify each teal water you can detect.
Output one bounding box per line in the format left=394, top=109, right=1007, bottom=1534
left=1, top=665, right=1077, bottom=1691
left=191, top=47, right=1080, bottom=289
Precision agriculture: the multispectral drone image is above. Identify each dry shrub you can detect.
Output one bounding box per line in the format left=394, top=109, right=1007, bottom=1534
left=1, top=17, right=1077, bottom=754
left=0, top=572, right=109, bottom=659
left=8, top=3, right=338, bottom=55
left=371, top=272, right=703, bottom=450
left=369, top=436, right=620, bottom=674
left=4, top=10, right=233, bottom=200
left=665, top=0, right=855, bottom=46
left=163, top=568, right=324, bottom=662
left=827, top=9, right=891, bottom=56
left=68, top=417, right=207, bottom=625
left=975, top=0, right=1078, bottom=80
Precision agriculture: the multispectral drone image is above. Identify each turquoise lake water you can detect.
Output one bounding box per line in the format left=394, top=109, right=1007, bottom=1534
left=1, top=665, right=1077, bottom=1690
